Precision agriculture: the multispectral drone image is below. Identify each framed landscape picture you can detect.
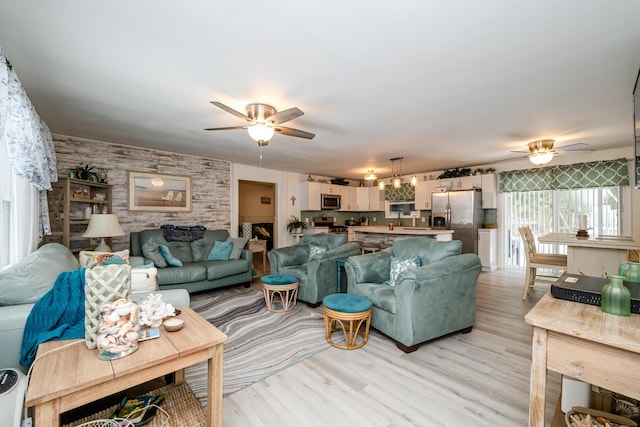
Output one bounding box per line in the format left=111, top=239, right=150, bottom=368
left=127, top=171, right=192, bottom=212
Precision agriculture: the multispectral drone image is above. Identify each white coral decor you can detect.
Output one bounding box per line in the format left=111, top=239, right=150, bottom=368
left=138, top=293, right=175, bottom=327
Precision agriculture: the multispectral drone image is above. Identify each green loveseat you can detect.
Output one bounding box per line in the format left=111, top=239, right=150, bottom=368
left=268, top=233, right=361, bottom=305
left=129, top=229, right=252, bottom=294
left=345, top=237, right=482, bottom=353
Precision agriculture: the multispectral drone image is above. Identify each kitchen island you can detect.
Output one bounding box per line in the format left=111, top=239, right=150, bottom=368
left=350, top=226, right=454, bottom=245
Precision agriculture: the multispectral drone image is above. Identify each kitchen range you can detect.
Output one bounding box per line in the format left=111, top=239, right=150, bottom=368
left=312, top=216, right=348, bottom=234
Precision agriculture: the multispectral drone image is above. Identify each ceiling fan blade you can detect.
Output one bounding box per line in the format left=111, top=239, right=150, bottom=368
left=509, top=149, right=530, bottom=154
left=274, top=126, right=315, bottom=139
left=268, top=107, right=304, bottom=125
left=210, top=102, right=250, bottom=121
left=555, top=143, right=590, bottom=151
left=556, top=149, right=593, bottom=155
left=204, top=126, right=247, bottom=131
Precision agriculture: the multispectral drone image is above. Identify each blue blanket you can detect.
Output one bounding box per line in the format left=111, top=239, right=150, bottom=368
left=20, top=268, right=86, bottom=367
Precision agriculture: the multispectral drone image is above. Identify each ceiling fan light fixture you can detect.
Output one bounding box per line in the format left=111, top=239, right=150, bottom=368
left=151, top=176, right=164, bottom=187
left=529, top=151, right=554, bottom=165
left=247, top=124, right=275, bottom=143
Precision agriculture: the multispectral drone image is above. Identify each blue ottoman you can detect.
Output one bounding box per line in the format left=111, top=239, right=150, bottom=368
left=322, top=293, right=372, bottom=350
left=260, top=274, right=299, bottom=312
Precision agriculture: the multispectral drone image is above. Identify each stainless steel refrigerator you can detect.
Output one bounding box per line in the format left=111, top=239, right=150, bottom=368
left=431, top=189, right=483, bottom=254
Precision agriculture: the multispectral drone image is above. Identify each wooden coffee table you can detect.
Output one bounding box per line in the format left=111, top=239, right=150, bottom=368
left=25, top=306, right=227, bottom=427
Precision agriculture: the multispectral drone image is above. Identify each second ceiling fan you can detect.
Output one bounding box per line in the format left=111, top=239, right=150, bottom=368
left=205, top=101, right=315, bottom=146
left=510, top=139, right=593, bottom=165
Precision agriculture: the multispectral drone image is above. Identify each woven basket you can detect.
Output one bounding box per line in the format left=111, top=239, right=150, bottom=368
left=84, top=265, right=131, bottom=349
left=62, top=383, right=206, bottom=427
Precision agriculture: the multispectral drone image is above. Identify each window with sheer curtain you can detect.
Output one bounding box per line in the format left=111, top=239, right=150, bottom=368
left=1, top=48, right=57, bottom=267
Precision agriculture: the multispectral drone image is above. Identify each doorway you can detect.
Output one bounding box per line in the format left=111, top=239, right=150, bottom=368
left=238, top=180, right=276, bottom=275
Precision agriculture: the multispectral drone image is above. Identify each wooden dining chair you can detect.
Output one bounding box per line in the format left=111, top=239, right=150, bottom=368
left=518, top=226, right=568, bottom=299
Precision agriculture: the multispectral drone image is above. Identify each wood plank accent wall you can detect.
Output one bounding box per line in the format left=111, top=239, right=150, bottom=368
left=52, top=135, right=231, bottom=251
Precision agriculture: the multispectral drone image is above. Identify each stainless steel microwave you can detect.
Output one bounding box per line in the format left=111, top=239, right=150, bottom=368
left=321, top=193, right=341, bottom=210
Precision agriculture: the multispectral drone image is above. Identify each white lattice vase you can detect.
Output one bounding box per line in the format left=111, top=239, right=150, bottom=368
left=243, top=222, right=252, bottom=238
left=84, top=264, right=131, bottom=349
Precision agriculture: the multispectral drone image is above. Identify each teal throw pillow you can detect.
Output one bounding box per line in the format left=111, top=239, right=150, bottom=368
left=100, top=255, right=126, bottom=266
left=388, top=256, right=421, bottom=287
left=207, top=240, right=233, bottom=261
left=308, top=243, right=328, bottom=257
left=226, top=237, right=249, bottom=260
left=159, top=245, right=184, bottom=267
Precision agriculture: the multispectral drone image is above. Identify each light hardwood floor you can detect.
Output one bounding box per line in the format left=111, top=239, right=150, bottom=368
left=222, top=270, right=561, bottom=426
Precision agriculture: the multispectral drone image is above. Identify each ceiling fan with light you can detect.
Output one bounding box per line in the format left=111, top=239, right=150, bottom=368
left=205, top=101, right=315, bottom=146
left=510, top=139, right=593, bottom=165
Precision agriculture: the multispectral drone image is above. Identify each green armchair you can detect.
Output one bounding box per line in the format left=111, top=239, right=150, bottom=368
left=268, top=233, right=361, bottom=305
left=344, top=237, right=482, bottom=353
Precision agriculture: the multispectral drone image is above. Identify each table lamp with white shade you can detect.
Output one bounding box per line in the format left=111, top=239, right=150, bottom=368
left=82, top=214, right=125, bottom=252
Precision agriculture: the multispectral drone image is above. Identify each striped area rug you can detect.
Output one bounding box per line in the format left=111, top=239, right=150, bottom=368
left=185, top=287, right=328, bottom=402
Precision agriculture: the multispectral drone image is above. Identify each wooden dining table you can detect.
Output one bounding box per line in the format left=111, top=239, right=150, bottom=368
left=539, top=233, right=640, bottom=277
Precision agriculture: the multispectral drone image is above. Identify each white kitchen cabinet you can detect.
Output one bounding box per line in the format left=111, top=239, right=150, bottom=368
left=355, top=187, right=370, bottom=211
left=481, top=174, right=497, bottom=209
left=368, top=187, right=384, bottom=211
left=478, top=228, right=497, bottom=271
left=305, top=182, right=324, bottom=210
left=415, top=181, right=434, bottom=210
left=340, top=186, right=357, bottom=211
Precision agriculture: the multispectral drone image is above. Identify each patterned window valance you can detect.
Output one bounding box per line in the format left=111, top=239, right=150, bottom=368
left=498, top=158, right=629, bottom=193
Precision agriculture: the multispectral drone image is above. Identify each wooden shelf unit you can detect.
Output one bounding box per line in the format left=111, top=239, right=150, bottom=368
left=44, top=178, right=113, bottom=253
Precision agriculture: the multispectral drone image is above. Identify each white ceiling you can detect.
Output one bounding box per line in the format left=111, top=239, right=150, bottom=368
left=2, top=1, right=640, bottom=181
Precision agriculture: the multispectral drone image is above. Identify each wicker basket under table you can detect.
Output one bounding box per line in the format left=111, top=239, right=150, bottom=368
left=62, top=383, right=205, bottom=427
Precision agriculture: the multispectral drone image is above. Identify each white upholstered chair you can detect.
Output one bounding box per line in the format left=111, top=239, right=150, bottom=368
left=518, top=226, right=567, bottom=299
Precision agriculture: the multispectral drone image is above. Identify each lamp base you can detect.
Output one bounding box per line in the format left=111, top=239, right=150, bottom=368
left=94, top=239, right=112, bottom=252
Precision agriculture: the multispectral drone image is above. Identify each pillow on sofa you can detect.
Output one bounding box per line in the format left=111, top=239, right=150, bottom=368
left=159, top=245, right=184, bottom=267
left=79, top=250, right=130, bottom=269
left=208, top=240, right=233, bottom=261
left=388, top=256, right=421, bottom=287
left=142, top=243, right=168, bottom=268
left=131, top=265, right=158, bottom=293
left=308, top=243, right=328, bottom=257
left=226, top=237, right=249, bottom=260
left=0, top=243, right=80, bottom=306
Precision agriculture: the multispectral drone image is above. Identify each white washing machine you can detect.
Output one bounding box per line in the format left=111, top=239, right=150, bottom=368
left=0, top=369, right=27, bottom=427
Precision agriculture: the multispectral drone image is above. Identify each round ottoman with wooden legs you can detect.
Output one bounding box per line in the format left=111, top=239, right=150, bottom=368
left=260, top=274, right=299, bottom=312
left=322, top=293, right=372, bottom=350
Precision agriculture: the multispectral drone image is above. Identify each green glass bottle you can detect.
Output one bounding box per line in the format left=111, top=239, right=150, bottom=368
left=601, top=275, right=631, bottom=316
left=623, top=261, right=640, bottom=283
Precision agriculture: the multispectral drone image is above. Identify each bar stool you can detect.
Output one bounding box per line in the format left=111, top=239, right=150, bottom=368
left=361, top=243, right=380, bottom=254
left=260, top=274, right=299, bottom=312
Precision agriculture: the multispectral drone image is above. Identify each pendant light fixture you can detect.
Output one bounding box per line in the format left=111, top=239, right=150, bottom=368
left=390, top=157, right=403, bottom=189
left=410, top=175, right=418, bottom=186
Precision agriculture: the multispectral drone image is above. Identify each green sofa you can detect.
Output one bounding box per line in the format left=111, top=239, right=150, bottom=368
left=0, top=243, right=190, bottom=371
left=268, top=233, right=361, bottom=305
left=129, top=229, right=252, bottom=294
left=344, top=237, right=482, bottom=353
